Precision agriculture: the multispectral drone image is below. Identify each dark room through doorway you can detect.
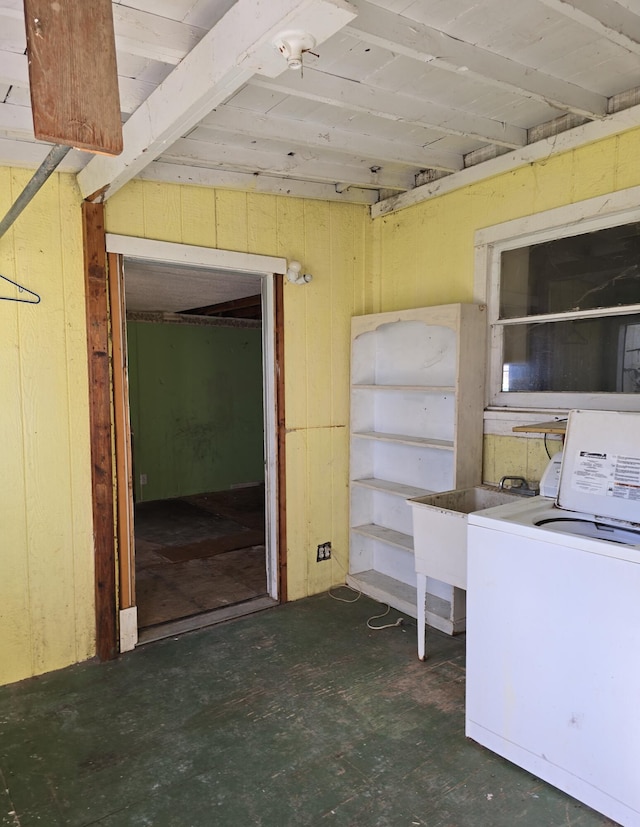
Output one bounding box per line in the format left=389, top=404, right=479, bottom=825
left=121, top=255, right=275, bottom=641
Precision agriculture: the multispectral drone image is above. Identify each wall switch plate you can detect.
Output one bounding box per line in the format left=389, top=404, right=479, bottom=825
left=316, top=542, right=331, bottom=562
left=140, top=473, right=147, bottom=486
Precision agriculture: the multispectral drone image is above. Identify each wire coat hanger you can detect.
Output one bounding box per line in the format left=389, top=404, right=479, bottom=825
left=0, top=273, right=41, bottom=305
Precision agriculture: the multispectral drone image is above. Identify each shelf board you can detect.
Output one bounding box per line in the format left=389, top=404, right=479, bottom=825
left=352, top=478, right=434, bottom=499
left=352, top=523, right=413, bottom=552
left=346, top=570, right=417, bottom=617
left=346, top=570, right=459, bottom=632
left=353, top=431, right=454, bottom=450
left=512, top=419, right=567, bottom=435
left=352, top=384, right=455, bottom=393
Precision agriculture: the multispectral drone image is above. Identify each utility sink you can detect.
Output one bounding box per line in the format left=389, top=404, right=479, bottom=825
left=408, top=486, right=522, bottom=589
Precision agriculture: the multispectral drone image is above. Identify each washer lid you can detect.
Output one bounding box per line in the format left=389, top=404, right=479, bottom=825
left=558, top=410, right=640, bottom=525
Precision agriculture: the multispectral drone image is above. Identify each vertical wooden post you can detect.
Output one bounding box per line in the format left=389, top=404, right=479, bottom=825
left=82, top=201, right=118, bottom=660
left=108, top=253, right=136, bottom=612
left=275, top=274, right=288, bottom=603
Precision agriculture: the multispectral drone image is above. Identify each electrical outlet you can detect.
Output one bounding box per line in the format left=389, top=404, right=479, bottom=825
left=316, top=541, right=331, bottom=562
left=140, top=473, right=147, bottom=486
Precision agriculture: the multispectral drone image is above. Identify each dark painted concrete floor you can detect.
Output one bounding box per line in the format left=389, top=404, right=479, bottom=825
left=0, top=593, right=617, bottom=827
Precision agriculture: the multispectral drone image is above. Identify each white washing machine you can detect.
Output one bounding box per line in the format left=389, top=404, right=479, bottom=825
left=466, top=410, right=640, bottom=827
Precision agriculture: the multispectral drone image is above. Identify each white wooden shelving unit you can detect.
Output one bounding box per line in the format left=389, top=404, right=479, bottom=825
left=347, top=303, right=486, bottom=634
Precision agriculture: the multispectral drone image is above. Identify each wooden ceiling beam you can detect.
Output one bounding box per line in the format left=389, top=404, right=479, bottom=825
left=345, top=1, right=608, bottom=120
left=0, top=50, right=157, bottom=116
left=537, top=0, right=640, bottom=55
left=112, top=5, right=204, bottom=66
left=136, top=161, right=379, bottom=205
left=0, top=50, right=30, bottom=87
left=0, top=101, right=33, bottom=139
left=198, top=108, right=465, bottom=171
left=1, top=3, right=209, bottom=69
left=161, top=136, right=416, bottom=189
left=251, top=69, right=527, bottom=150
left=182, top=294, right=262, bottom=319
left=77, top=0, right=358, bottom=201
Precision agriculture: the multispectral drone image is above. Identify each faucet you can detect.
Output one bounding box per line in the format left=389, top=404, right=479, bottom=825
left=498, top=476, right=539, bottom=496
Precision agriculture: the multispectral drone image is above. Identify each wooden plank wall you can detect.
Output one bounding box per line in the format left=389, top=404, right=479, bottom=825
left=372, top=131, right=640, bottom=315
left=371, top=129, right=640, bottom=486
left=105, top=182, right=372, bottom=601
left=0, top=168, right=94, bottom=686
left=4, top=124, right=640, bottom=685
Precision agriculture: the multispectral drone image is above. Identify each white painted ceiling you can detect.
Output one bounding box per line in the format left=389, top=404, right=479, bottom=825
left=123, top=258, right=262, bottom=312
left=2, top=0, right=640, bottom=208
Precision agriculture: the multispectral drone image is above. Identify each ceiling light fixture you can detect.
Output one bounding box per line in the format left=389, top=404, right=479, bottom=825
left=273, top=31, right=316, bottom=71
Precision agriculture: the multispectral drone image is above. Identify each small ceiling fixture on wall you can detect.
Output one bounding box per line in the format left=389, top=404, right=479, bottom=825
left=273, top=31, right=316, bottom=70
left=286, top=260, right=313, bottom=284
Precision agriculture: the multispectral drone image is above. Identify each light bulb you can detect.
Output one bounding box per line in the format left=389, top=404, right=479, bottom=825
left=273, top=31, right=316, bottom=72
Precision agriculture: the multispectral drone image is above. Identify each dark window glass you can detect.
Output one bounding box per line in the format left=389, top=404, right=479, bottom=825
left=502, top=314, right=640, bottom=393
left=500, top=222, right=640, bottom=319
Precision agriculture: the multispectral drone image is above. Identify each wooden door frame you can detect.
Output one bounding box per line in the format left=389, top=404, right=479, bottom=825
left=109, top=252, right=137, bottom=650
left=274, top=273, right=287, bottom=602
left=82, top=201, right=118, bottom=660
left=83, top=228, right=289, bottom=658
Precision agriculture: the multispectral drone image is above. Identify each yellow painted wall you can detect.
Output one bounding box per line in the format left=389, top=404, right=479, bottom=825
left=105, top=182, right=372, bottom=601
left=0, top=168, right=94, bottom=686
left=3, top=123, right=640, bottom=686
left=482, top=435, right=564, bottom=490
left=370, top=127, right=640, bottom=484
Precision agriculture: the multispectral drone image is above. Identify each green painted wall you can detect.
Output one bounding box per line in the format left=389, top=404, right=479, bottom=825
left=127, top=321, right=264, bottom=502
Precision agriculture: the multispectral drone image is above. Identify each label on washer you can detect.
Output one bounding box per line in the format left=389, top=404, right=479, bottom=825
left=571, top=451, right=640, bottom=500
left=610, top=455, right=640, bottom=501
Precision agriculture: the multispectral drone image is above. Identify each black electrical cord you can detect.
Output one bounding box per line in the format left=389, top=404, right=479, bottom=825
left=545, top=418, right=568, bottom=459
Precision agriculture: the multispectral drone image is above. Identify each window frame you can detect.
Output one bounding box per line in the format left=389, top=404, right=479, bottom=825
left=474, top=188, right=640, bottom=414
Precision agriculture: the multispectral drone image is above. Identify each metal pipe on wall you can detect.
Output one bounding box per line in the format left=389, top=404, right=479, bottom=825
left=0, top=144, right=72, bottom=240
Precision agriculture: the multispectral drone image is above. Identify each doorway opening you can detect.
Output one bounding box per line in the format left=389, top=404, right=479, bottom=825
left=106, top=237, right=286, bottom=648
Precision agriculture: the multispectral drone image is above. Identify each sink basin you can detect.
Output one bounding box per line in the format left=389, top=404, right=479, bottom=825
left=409, top=485, right=522, bottom=589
